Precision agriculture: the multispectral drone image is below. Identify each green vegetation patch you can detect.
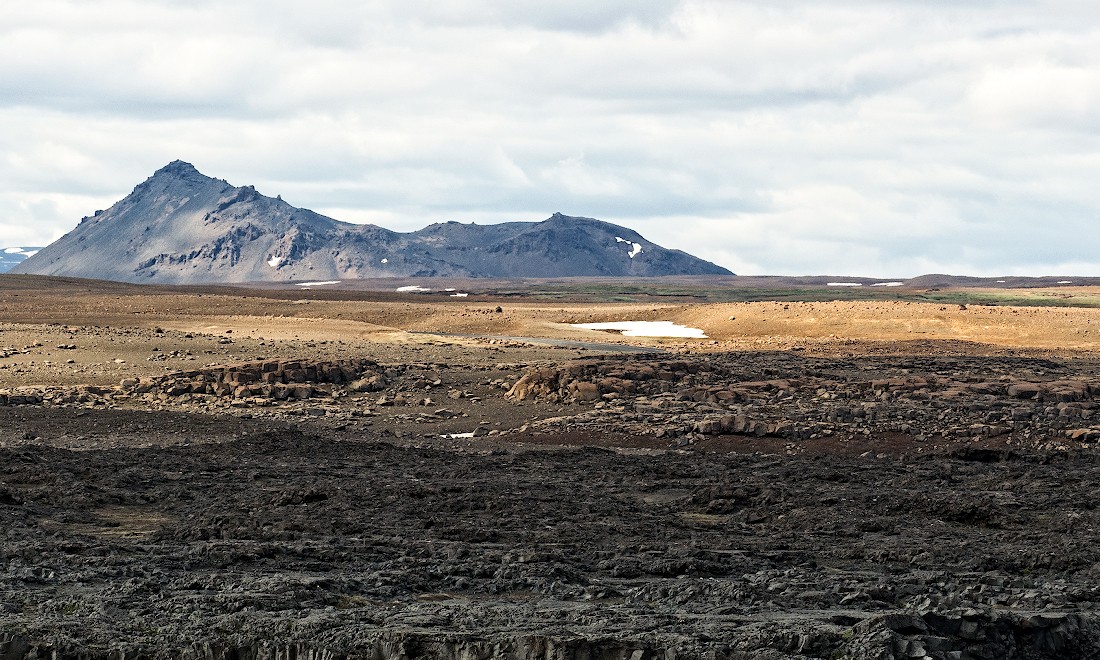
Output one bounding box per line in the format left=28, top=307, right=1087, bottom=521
left=483, top=282, right=1100, bottom=308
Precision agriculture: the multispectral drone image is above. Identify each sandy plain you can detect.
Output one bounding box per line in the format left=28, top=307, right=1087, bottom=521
left=2, top=277, right=1099, bottom=387
left=3, top=275, right=1100, bottom=659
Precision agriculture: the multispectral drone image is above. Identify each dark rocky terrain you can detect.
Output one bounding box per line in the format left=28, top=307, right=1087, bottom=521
left=4, top=276, right=1100, bottom=658
left=5, top=345, right=1100, bottom=658
left=505, top=347, right=1100, bottom=453
left=12, top=161, right=731, bottom=283
left=5, top=421, right=1100, bottom=660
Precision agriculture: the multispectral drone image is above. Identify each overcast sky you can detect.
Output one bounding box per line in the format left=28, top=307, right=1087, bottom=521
left=2, top=1, right=1099, bottom=276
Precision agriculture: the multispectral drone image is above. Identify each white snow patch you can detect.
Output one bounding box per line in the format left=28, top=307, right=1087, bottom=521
left=295, top=281, right=340, bottom=287
left=444, top=288, right=456, bottom=291
left=4, top=247, right=37, bottom=256
left=451, top=293, right=469, bottom=298
left=871, top=282, right=904, bottom=287
left=4, top=248, right=23, bottom=254
left=1058, top=280, right=1073, bottom=284
left=827, top=282, right=863, bottom=287
left=22, top=250, right=37, bottom=257
left=996, top=280, right=1007, bottom=283
left=442, top=432, right=476, bottom=439
left=267, top=255, right=283, bottom=268
left=396, top=285, right=432, bottom=293
left=573, top=321, right=707, bottom=338
left=381, top=258, right=388, bottom=264
left=615, top=236, right=643, bottom=258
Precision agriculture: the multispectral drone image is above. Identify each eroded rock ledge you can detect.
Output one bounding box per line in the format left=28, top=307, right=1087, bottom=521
left=122, top=358, right=389, bottom=399
left=506, top=355, right=1100, bottom=451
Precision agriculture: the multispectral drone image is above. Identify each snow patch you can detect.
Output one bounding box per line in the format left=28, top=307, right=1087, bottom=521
left=4, top=247, right=37, bottom=256
left=871, top=282, right=903, bottom=287
left=295, top=281, right=340, bottom=287
left=573, top=321, right=707, bottom=338
left=451, top=293, right=469, bottom=298
left=381, top=258, right=388, bottom=264
left=1058, top=280, right=1073, bottom=284
left=827, top=282, right=863, bottom=287
left=396, top=285, right=432, bottom=293
left=267, top=255, right=283, bottom=268
left=615, top=236, right=643, bottom=258
left=996, top=280, right=1007, bottom=283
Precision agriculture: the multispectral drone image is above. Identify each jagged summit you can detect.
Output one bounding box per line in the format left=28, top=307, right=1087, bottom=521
left=144, top=160, right=216, bottom=189
left=13, top=162, right=732, bottom=284
left=158, top=159, right=199, bottom=173
left=152, top=160, right=199, bottom=177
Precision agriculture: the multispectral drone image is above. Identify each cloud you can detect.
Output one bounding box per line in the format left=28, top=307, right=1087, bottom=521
left=1, top=0, right=1098, bottom=275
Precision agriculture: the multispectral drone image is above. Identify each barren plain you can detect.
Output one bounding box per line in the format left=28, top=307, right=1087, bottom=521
left=4, top=275, right=1100, bottom=659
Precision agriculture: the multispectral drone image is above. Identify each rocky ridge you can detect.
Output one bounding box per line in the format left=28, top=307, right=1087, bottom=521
left=505, top=352, right=1100, bottom=453
left=12, top=161, right=731, bottom=283
left=4, top=350, right=1100, bottom=456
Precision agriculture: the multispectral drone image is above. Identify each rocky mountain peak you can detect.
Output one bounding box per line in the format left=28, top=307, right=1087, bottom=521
left=146, top=160, right=211, bottom=186
left=156, top=159, right=200, bottom=175
left=13, top=162, right=733, bottom=283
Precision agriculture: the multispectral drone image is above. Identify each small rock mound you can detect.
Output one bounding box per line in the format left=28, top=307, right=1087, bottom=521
left=120, top=358, right=387, bottom=401
left=506, top=358, right=707, bottom=403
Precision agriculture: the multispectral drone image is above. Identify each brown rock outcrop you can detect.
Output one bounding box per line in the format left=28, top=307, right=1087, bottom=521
left=119, top=358, right=387, bottom=401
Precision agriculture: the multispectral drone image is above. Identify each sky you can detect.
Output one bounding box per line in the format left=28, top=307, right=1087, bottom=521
left=2, top=0, right=1099, bottom=277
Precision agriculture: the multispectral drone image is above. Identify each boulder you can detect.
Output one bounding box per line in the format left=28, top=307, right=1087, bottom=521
left=1007, top=383, right=1043, bottom=399
left=569, top=382, right=601, bottom=401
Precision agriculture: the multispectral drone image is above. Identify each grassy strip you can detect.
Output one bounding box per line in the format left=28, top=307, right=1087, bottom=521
left=484, top=283, right=1100, bottom=307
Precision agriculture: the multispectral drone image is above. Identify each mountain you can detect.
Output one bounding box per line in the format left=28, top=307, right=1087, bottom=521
left=0, top=247, right=43, bottom=273
left=11, top=161, right=732, bottom=283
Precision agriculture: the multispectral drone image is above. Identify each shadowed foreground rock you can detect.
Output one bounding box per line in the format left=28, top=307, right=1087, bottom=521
left=4, top=612, right=1099, bottom=660
left=4, top=424, right=1100, bottom=659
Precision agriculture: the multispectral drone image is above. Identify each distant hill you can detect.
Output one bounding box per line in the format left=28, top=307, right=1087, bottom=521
left=0, top=247, right=43, bottom=273
left=12, top=161, right=732, bottom=284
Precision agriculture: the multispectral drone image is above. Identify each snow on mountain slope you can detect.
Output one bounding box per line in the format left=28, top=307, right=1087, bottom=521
left=0, top=247, right=43, bottom=273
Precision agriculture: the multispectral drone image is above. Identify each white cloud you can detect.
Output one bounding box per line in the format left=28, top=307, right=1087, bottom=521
left=1, top=0, right=1099, bottom=275
left=540, top=154, right=631, bottom=197
left=968, top=63, right=1100, bottom=130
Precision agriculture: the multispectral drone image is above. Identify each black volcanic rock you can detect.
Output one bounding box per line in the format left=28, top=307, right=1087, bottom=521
left=12, top=161, right=732, bottom=283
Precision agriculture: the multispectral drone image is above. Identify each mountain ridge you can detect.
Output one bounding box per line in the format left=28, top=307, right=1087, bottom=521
left=13, top=161, right=732, bottom=284
left=0, top=247, right=43, bottom=273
